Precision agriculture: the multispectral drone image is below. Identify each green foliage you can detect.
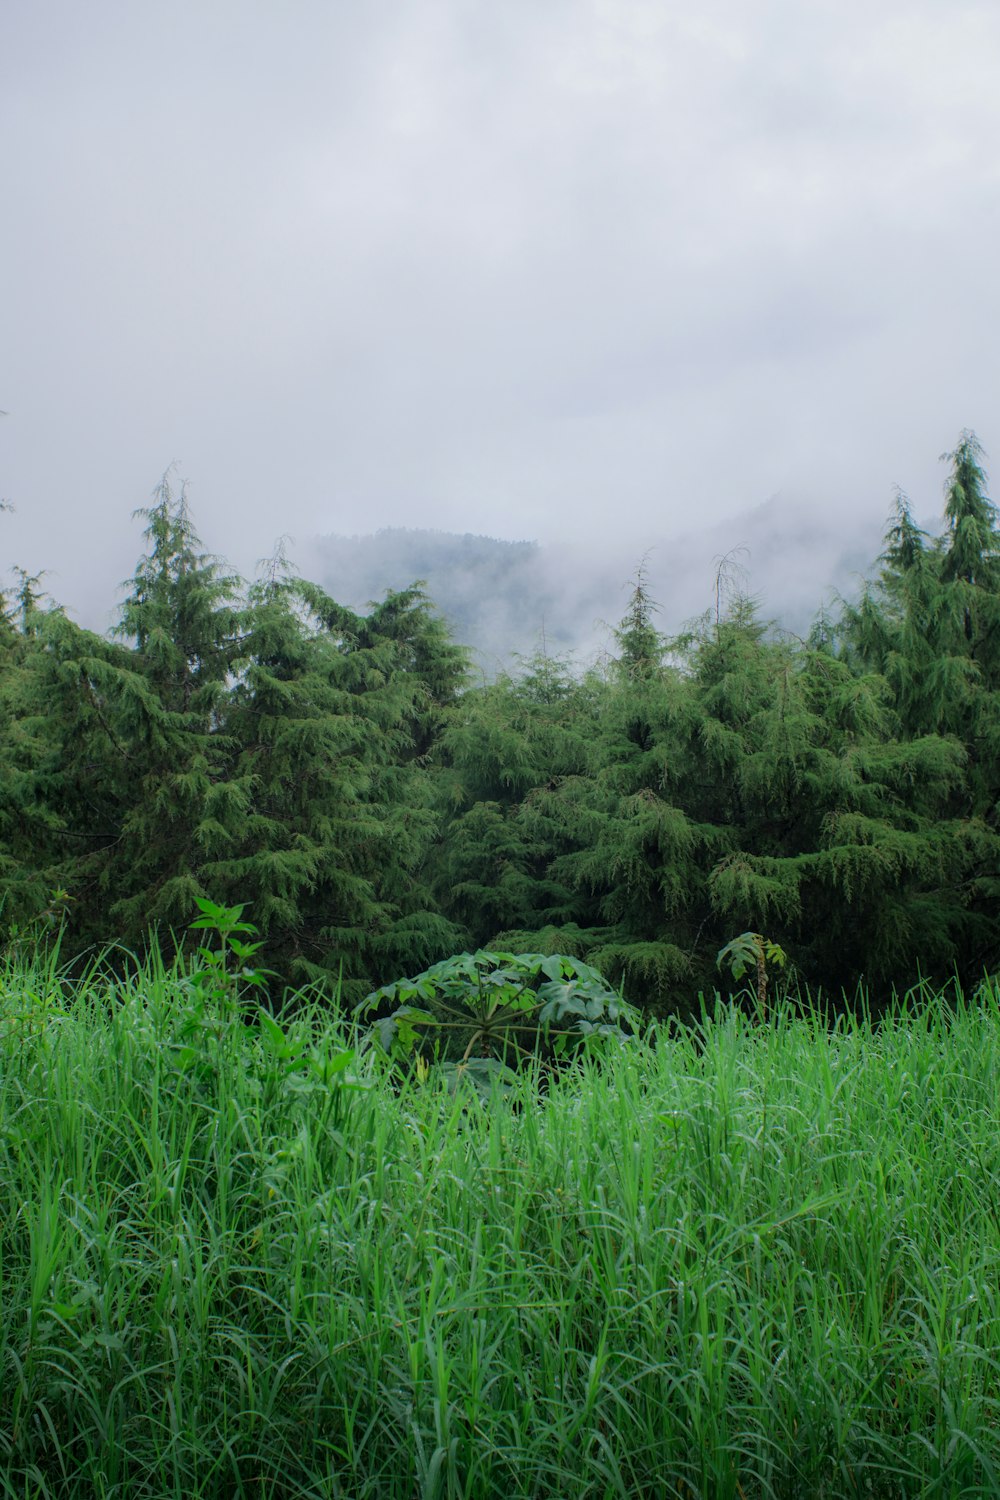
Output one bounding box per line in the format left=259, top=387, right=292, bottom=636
left=358, top=948, right=637, bottom=1094
left=4, top=951, right=1000, bottom=1495
left=716, top=930, right=788, bottom=1020
left=3, top=434, right=1000, bottom=1012
left=186, top=895, right=272, bottom=1013
left=0, top=481, right=468, bottom=997
left=423, top=448, right=1000, bottom=1009
left=612, top=558, right=667, bottom=679
left=833, top=433, right=1000, bottom=978
left=108, top=473, right=252, bottom=938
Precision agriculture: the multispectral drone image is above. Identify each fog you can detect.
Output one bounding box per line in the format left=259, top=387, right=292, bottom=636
left=310, top=490, right=886, bottom=675
left=3, top=1, right=999, bottom=636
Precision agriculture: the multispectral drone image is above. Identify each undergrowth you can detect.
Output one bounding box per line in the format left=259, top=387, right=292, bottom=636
left=1, top=948, right=999, bottom=1498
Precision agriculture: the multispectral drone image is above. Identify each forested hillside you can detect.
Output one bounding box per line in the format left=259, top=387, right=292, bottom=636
left=309, top=505, right=883, bottom=671
left=310, top=528, right=561, bottom=668
left=2, top=435, right=997, bottom=1012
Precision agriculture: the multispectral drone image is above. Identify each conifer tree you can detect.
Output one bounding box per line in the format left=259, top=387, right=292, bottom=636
left=836, top=435, right=1000, bottom=976
left=613, top=560, right=667, bottom=680
left=434, top=581, right=705, bottom=1010
left=0, top=566, right=55, bottom=929
left=3, top=438, right=998, bottom=1004
left=215, top=571, right=467, bottom=997
left=698, top=609, right=967, bottom=990
left=431, top=651, right=599, bottom=942
left=1, top=476, right=252, bottom=957
left=0, top=585, right=150, bottom=948
left=100, top=474, right=252, bottom=943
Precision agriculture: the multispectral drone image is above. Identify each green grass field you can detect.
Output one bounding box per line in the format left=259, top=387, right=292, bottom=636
left=1, top=952, right=999, bottom=1498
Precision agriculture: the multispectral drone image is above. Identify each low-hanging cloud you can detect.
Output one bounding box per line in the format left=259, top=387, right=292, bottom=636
left=2, top=0, right=998, bottom=631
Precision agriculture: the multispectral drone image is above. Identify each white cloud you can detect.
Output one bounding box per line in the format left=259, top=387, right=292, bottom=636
left=2, top=0, right=998, bottom=628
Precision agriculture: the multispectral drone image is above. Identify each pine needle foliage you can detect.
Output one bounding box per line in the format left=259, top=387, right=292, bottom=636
left=2, top=435, right=1000, bottom=1012
left=431, top=444, right=1000, bottom=1007
left=0, top=481, right=468, bottom=999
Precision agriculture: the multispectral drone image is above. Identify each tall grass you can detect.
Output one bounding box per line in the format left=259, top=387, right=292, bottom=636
left=1, top=952, right=999, bottom=1498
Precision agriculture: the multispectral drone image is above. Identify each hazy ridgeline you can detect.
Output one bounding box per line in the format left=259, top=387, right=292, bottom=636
left=1, top=433, right=998, bottom=1011
left=1, top=949, right=999, bottom=1498
left=308, top=502, right=882, bottom=673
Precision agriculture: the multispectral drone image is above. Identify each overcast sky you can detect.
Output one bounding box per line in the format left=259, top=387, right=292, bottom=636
left=3, top=0, right=1000, bottom=631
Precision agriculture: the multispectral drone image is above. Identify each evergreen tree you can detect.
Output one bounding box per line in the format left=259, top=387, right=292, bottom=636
left=836, top=435, right=1000, bottom=976
left=431, top=651, right=599, bottom=941
left=698, top=612, right=967, bottom=991
left=0, top=475, right=252, bottom=958
left=613, top=560, right=667, bottom=680
left=434, top=580, right=704, bottom=1011
left=0, top=569, right=62, bottom=931
left=0, top=589, right=146, bottom=948
left=3, top=437, right=999, bottom=1007
left=215, top=572, right=467, bottom=998
left=102, top=474, right=252, bottom=943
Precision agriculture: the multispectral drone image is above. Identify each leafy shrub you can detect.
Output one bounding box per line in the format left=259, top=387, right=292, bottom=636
left=716, top=930, right=789, bottom=1021
left=357, top=948, right=637, bottom=1096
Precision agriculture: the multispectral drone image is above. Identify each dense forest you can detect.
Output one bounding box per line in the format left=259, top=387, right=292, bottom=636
left=2, top=433, right=998, bottom=1013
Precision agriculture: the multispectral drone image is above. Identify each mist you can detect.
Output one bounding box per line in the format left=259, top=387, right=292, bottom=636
left=3, top=1, right=999, bottom=631
left=310, top=491, right=888, bottom=675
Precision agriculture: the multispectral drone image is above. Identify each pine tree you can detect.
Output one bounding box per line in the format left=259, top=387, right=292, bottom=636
left=431, top=652, right=598, bottom=942
left=700, top=617, right=967, bottom=990
left=0, top=476, right=254, bottom=958
left=0, top=568, right=59, bottom=931
left=214, top=572, right=467, bottom=998
left=434, top=582, right=705, bottom=1011
left=4, top=439, right=998, bottom=1005
left=826, top=436, right=1000, bottom=981
left=613, top=560, right=667, bottom=681
left=0, top=585, right=148, bottom=948
left=101, top=474, right=252, bottom=944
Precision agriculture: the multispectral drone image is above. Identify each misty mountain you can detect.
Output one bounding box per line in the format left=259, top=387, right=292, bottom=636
left=309, top=528, right=594, bottom=673
left=308, top=500, right=890, bottom=671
